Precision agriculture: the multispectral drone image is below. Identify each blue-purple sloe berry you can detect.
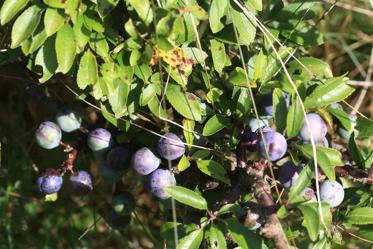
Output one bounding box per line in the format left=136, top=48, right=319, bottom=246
left=149, top=169, right=176, bottom=199
left=157, top=132, right=186, bottom=160
left=37, top=168, right=63, bottom=195
left=132, top=147, right=160, bottom=175
left=69, top=170, right=93, bottom=193
left=320, top=180, right=344, bottom=208
left=35, top=121, right=62, bottom=149
left=278, top=162, right=303, bottom=189
left=299, top=113, right=327, bottom=142
left=56, top=109, right=82, bottom=132
left=87, top=128, right=112, bottom=152
left=258, top=131, right=287, bottom=161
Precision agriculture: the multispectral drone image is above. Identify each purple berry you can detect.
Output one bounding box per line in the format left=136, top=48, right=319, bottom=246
left=278, top=162, right=303, bottom=189
left=149, top=169, right=176, bottom=199
left=157, top=133, right=186, bottom=160
left=258, top=131, right=287, bottom=161
left=87, top=128, right=112, bottom=152
left=69, top=170, right=93, bottom=193
left=111, top=191, right=135, bottom=216
left=132, top=147, right=160, bottom=175
left=56, top=109, right=82, bottom=132
left=35, top=121, right=62, bottom=149
left=299, top=113, right=327, bottom=142
left=37, top=168, right=63, bottom=195
left=320, top=180, right=344, bottom=208
left=107, top=147, right=130, bottom=171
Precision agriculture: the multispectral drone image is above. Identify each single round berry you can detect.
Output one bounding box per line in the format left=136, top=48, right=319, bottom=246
left=149, top=169, right=176, bottom=199
left=87, top=128, right=112, bottom=152
left=69, top=170, right=93, bottom=193
left=132, top=147, right=160, bottom=175
left=258, top=131, right=287, bottom=161
left=157, top=133, right=186, bottom=160
left=247, top=117, right=269, bottom=132
left=99, top=161, right=124, bottom=182
left=107, top=147, right=130, bottom=171
left=37, top=169, right=63, bottom=195
left=56, top=109, right=82, bottom=132
left=111, top=191, right=136, bottom=216
left=35, top=121, right=62, bottom=149
left=278, top=162, right=302, bottom=189
left=338, top=114, right=358, bottom=140
left=320, top=180, right=344, bottom=208
left=299, top=113, right=327, bottom=142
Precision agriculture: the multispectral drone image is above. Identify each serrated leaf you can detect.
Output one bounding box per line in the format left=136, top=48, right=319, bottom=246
left=128, top=0, right=153, bottom=25
left=77, top=50, right=98, bottom=90
left=11, top=5, right=42, bottom=48
left=210, top=39, right=230, bottom=75
left=203, top=115, right=229, bottom=136
left=209, top=0, right=228, bottom=33
left=55, top=24, right=76, bottom=73
left=164, top=186, right=208, bottom=210
left=35, top=36, right=58, bottom=83
left=166, top=83, right=201, bottom=121
left=108, top=79, right=130, bottom=118
left=177, top=228, right=203, bottom=249
left=209, top=224, right=227, bottom=249
left=196, top=160, right=230, bottom=184
left=90, top=32, right=109, bottom=59
left=304, top=77, right=355, bottom=109
left=287, top=96, right=304, bottom=138
left=347, top=208, right=373, bottom=225
left=0, top=0, right=29, bottom=25
left=73, top=16, right=90, bottom=52
left=139, top=84, right=156, bottom=106
left=44, top=8, right=65, bottom=37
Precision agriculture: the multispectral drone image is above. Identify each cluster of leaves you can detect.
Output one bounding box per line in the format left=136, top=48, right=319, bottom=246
left=1, top=0, right=373, bottom=248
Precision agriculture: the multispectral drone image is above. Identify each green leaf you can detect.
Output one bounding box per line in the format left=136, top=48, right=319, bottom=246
left=108, top=79, right=130, bottom=118
left=225, top=218, right=262, bottom=249
left=327, top=106, right=354, bottom=131
left=178, top=155, right=191, bottom=172
left=28, top=26, right=47, bottom=54
left=356, top=116, right=373, bottom=138
left=304, top=77, right=355, bottom=109
left=209, top=224, right=227, bottom=249
left=35, top=36, right=58, bottom=83
left=288, top=57, right=333, bottom=80
left=230, top=5, right=256, bottom=45
left=44, top=193, right=58, bottom=202
left=147, top=97, right=167, bottom=118
left=347, top=208, right=373, bottom=225
left=77, top=50, right=98, bottom=90
left=288, top=164, right=314, bottom=203
left=0, top=0, right=28, bottom=25
left=298, top=145, right=344, bottom=181
left=65, top=0, right=79, bottom=23
left=347, top=133, right=364, bottom=167
left=216, top=203, right=240, bottom=215
left=139, top=84, right=156, bottom=106
left=253, top=50, right=267, bottom=81
left=44, top=8, right=65, bottom=37
left=183, top=119, right=195, bottom=149
left=89, top=32, right=109, bottom=59
left=209, top=0, right=228, bottom=33
left=97, top=0, right=119, bottom=18
left=55, top=24, right=76, bottom=73
left=183, top=47, right=208, bottom=65
left=261, top=47, right=293, bottom=83
left=128, top=0, right=153, bottom=25
left=177, top=228, right=204, bottom=249
left=184, top=5, right=208, bottom=20
left=164, top=186, right=208, bottom=210
left=43, top=0, right=65, bottom=8
left=228, top=67, right=254, bottom=87
left=286, top=96, right=304, bottom=138
left=196, top=160, right=230, bottom=184
left=83, top=10, right=104, bottom=32
left=73, top=16, right=91, bottom=52
left=273, top=89, right=287, bottom=133
left=166, top=83, right=202, bottom=121
left=11, top=5, right=42, bottom=48
left=210, top=39, right=230, bottom=75
left=203, top=115, right=229, bottom=136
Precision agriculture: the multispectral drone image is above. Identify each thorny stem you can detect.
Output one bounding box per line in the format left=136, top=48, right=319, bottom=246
left=58, top=142, right=79, bottom=176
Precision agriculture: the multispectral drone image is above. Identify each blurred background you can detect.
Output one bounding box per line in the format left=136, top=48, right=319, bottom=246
left=0, top=0, right=372, bottom=248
